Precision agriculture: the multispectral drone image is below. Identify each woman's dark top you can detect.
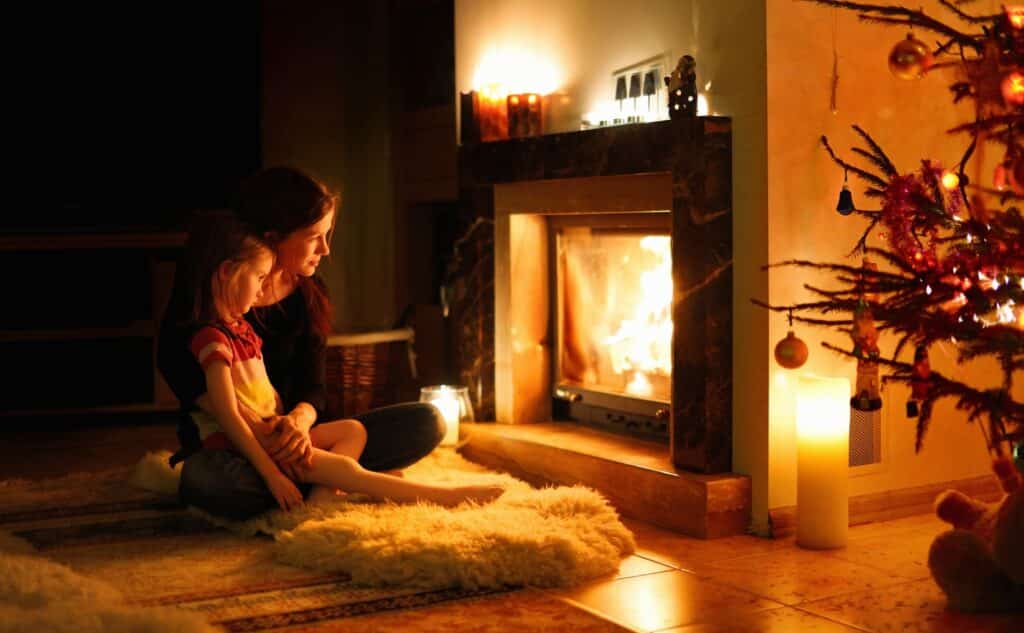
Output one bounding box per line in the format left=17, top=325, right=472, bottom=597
left=157, top=271, right=327, bottom=460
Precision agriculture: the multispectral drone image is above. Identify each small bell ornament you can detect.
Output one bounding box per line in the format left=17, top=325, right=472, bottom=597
left=888, top=33, right=933, bottom=80
left=837, top=169, right=855, bottom=215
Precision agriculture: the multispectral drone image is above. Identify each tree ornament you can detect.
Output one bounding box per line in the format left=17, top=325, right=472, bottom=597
left=851, top=260, right=882, bottom=411
left=907, top=343, right=931, bottom=418
left=888, top=33, right=933, bottom=80
left=836, top=168, right=855, bottom=215
left=774, top=310, right=808, bottom=369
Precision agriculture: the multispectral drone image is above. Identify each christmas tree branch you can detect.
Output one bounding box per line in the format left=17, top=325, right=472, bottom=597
left=820, top=136, right=890, bottom=188
left=799, top=1, right=980, bottom=49
left=852, top=124, right=899, bottom=175
left=936, top=0, right=1000, bottom=24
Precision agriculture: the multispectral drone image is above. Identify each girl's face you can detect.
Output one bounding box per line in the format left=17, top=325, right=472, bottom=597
left=218, top=247, right=275, bottom=320
left=275, top=209, right=335, bottom=277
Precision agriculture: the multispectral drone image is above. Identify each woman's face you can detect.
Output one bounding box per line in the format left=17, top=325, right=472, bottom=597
left=275, top=209, right=335, bottom=277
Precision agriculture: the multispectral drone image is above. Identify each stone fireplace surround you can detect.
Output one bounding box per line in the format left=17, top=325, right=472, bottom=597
left=453, top=118, right=748, bottom=536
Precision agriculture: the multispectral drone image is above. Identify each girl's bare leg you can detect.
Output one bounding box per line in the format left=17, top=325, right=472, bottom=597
left=300, top=448, right=503, bottom=507
left=306, top=419, right=367, bottom=503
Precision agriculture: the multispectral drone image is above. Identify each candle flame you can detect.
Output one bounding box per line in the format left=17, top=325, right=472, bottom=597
left=472, top=47, right=560, bottom=96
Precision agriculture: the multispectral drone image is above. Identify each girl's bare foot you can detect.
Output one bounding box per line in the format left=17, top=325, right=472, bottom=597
left=307, top=486, right=346, bottom=505
left=440, top=484, right=505, bottom=507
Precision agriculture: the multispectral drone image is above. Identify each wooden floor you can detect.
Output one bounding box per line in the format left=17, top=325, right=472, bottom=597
left=1, top=420, right=1019, bottom=632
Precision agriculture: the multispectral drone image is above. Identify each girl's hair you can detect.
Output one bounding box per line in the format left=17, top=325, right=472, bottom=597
left=181, top=208, right=272, bottom=325
left=232, top=167, right=336, bottom=337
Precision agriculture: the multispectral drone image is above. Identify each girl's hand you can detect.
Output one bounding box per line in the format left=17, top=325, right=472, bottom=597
left=265, top=471, right=304, bottom=512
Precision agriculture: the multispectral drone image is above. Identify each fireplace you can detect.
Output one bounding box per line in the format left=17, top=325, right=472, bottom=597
left=457, top=117, right=733, bottom=474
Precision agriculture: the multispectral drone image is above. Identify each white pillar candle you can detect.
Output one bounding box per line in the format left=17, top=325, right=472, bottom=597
left=795, top=374, right=850, bottom=549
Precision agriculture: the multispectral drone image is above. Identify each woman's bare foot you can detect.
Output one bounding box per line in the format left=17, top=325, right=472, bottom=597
left=384, top=469, right=404, bottom=479
left=440, top=484, right=505, bottom=507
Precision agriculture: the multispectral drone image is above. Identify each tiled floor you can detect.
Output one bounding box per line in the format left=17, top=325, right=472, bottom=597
left=1, top=421, right=1020, bottom=632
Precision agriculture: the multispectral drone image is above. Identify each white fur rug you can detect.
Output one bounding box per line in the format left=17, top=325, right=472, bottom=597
left=135, top=448, right=635, bottom=590
left=0, top=533, right=215, bottom=633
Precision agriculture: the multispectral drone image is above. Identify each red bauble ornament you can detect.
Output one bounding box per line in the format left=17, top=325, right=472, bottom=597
left=888, top=34, right=933, bottom=80
left=774, top=330, right=809, bottom=369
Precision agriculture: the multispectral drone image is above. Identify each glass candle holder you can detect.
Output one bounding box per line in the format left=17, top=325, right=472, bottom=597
left=419, top=385, right=474, bottom=446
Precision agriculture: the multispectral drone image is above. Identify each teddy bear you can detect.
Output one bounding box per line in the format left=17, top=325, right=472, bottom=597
left=927, top=455, right=1024, bottom=612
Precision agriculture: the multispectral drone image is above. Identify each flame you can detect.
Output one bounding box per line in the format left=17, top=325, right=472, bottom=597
left=602, top=236, right=673, bottom=396
left=472, top=47, right=560, bottom=96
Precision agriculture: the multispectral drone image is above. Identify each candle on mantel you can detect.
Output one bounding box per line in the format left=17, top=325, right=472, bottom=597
left=478, top=85, right=508, bottom=142
left=795, top=374, right=850, bottom=549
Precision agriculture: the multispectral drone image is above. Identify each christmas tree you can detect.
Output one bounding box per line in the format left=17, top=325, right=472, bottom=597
left=757, top=1, right=1023, bottom=457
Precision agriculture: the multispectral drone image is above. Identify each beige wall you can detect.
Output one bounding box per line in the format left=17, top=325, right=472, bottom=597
left=262, top=1, right=397, bottom=333
left=766, top=0, right=1004, bottom=511
left=456, top=0, right=771, bottom=528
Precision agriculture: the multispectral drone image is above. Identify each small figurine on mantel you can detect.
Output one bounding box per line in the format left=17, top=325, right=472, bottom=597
left=665, top=54, right=698, bottom=119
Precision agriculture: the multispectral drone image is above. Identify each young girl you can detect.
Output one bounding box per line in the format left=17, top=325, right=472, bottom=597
left=181, top=209, right=504, bottom=512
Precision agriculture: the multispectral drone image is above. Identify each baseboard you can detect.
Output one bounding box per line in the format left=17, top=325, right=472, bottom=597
left=769, top=473, right=1003, bottom=538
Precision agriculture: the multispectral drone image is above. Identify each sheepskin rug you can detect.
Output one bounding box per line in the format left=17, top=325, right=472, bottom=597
left=135, top=448, right=635, bottom=590
left=0, top=532, right=215, bottom=633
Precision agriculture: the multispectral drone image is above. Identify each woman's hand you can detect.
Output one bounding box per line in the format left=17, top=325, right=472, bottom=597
left=264, top=470, right=304, bottom=512
left=265, top=413, right=314, bottom=467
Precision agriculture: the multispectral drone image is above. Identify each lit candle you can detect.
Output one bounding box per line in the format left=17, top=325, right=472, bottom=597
left=795, top=374, right=850, bottom=549
left=421, top=386, right=463, bottom=446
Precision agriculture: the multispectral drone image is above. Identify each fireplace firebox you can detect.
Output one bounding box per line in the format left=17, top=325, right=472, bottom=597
left=551, top=213, right=672, bottom=441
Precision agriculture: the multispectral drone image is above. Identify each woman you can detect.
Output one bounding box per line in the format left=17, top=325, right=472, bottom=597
left=157, top=167, right=446, bottom=519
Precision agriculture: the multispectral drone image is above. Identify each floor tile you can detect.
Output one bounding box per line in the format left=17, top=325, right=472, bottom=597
left=800, top=578, right=1024, bottom=633
left=693, top=546, right=905, bottom=606
left=553, top=569, right=782, bottom=632
left=617, top=555, right=674, bottom=579
left=846, top=514, right=947, bottom=541
left=622, top=518, right=790, bottom=573
left=824, top=528, right=941, bottom=581
left=661, top=605, right=867, bottom=632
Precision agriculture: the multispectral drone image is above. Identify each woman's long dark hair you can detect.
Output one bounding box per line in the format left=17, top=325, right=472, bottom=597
left=233, top=167, right=336, bottom=337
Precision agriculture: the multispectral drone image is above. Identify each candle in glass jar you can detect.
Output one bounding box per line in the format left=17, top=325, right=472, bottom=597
left=795, top=374, right=850, bottom=549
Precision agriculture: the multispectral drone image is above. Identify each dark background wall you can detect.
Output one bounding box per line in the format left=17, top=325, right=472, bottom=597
left=10, top=3, right=262, bottom=233
left=2, top=1, right=458, bottom=416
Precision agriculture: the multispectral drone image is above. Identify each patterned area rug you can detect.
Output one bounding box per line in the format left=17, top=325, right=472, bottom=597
left=0, top=460, right=631, bottom=632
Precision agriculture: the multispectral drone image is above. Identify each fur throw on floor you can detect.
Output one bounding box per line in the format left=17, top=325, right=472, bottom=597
left=136, top=448, right=636, bottom=591
left=0, top=533, right=214, bottom=633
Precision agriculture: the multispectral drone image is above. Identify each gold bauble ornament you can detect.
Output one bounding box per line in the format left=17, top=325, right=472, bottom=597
left=888, top=33, right=933, bottom=80
left=774, top=330, right=809, bottom=369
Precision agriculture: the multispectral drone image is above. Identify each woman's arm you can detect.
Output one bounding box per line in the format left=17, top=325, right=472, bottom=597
left=204, top=362, right=304, bottom=511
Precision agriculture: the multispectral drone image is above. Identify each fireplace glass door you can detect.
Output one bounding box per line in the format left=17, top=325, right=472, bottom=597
left=552, top=213, right=672, bottom=440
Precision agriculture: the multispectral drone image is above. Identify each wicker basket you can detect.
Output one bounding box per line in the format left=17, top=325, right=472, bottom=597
left=324, top=328, right=416, bottom=419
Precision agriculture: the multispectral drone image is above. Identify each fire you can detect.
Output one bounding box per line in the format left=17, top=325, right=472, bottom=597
left=602, top=236, right=673, bottom=397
